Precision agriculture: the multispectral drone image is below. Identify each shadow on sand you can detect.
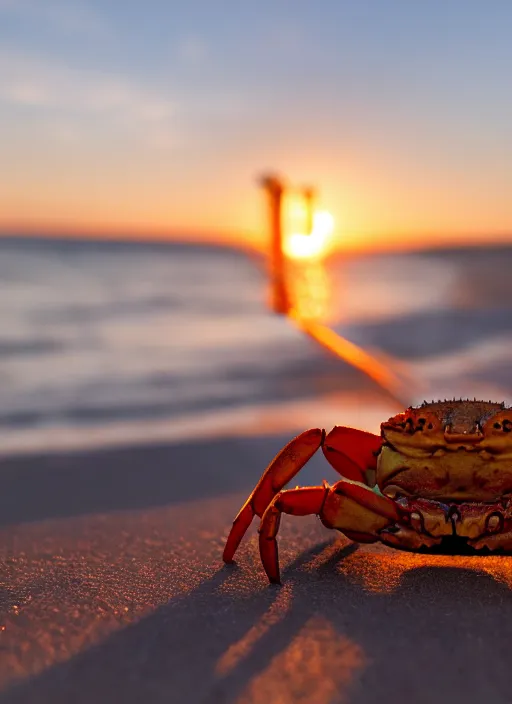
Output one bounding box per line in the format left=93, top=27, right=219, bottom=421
left=2, top=538, right=512, bottom=704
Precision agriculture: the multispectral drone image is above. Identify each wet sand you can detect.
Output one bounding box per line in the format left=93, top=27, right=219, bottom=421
left=2, top=421, right=512, bottom=703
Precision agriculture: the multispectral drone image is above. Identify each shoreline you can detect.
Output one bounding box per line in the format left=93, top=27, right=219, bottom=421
left=0, top=389, right=398, bottom=459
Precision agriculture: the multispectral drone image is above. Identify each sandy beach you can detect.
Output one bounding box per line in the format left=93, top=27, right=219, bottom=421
left=2, top=391, right=512, bottom=704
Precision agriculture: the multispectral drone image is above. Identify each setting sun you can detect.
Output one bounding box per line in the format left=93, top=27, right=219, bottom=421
left=283, top=209, right=335, bottom=260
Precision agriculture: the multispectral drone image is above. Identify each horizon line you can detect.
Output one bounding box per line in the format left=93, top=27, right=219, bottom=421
left=0, top=227, right=511, bottom=257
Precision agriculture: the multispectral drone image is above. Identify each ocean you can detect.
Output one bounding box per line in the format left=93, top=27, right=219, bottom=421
left=1, top=236, right=511, bottom=453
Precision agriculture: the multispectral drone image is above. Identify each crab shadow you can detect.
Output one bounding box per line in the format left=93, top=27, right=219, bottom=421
left=2, top=539, right=512, bottom=704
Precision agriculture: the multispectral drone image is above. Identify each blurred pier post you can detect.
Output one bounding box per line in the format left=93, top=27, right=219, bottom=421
left=259, top=173, right=290, bottom=315
left=302, top=186, right=316, bottom=235
left=257, top=171, right=409, bottom=408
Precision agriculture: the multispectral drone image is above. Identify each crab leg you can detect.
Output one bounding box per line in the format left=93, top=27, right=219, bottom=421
left=223, top=428, right=324, bottom=563
left=224, top=426, right=385, bottom=563
left=259, top=479, right=401, bottom=583
left=259, top=486, right=328, bottom=584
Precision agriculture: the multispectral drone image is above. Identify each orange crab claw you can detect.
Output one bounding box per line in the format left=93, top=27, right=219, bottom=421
left=328, top=477, right=401, bottom=522
left=322, top=426, right=382, bottom=483
left=223, top=428, right=324, bottom=563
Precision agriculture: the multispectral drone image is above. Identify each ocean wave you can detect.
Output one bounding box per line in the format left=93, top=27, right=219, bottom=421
left=340, top=307, right=512, bottom=359
left=0, top=337, right=65, bottom=357
left=2, top=238, right=512, bottom=440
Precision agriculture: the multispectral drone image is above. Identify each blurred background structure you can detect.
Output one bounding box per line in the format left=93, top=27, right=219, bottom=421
left=259, top=172, right=409, bottom=404
left=259, top=173, right=289, bottom=315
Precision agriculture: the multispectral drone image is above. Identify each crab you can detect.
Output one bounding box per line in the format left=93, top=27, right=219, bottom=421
left=223, top=399, right=512, bottom=583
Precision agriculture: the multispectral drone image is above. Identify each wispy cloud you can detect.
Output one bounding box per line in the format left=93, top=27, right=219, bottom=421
left=0, top=0, right=109, bottom=39
left=0, top=49, right=177, bottom=147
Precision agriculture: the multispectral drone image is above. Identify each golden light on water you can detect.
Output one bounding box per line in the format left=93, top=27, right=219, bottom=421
left=283, top=210, right=335, bottom=260
left=276, top=189, right=409, bottom=404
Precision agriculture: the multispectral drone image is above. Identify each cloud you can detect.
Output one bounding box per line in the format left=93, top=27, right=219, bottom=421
left=0, top=0, right=109, bottom=39
left=0, top=49, right=177, bottom=147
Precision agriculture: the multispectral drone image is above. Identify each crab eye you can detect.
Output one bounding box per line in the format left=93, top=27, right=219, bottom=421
left=417, top=413, right=439, bottom=432
left=483, top=413, right=512, bottom=436
left=384, top=410, right=440, bottom=434
left=403, top=417, right=417, bottom=433
left=405, top=414, right=438, bottom=433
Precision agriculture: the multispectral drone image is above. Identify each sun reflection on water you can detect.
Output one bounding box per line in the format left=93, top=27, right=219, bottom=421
left=288, top=259, right=333, bottom=323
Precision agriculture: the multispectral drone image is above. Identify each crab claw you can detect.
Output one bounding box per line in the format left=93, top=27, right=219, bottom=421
left=322, top=426, right=382, bottom=483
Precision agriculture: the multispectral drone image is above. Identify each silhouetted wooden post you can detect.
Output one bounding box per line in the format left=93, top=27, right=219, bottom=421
left=256, top=174, right=408, bottom=406
left=302, top=186, right=316, bottom=235
left=259, top=173, right=290, bottom=314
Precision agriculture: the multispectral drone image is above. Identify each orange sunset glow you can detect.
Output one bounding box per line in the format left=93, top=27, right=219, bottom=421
left=3, top=157, right=512, bottom=254
left=2, top=2, right=512, bottom=253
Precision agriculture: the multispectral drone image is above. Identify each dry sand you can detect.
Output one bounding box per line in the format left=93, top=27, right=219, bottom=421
left=2, top=413, right=512, bottom=703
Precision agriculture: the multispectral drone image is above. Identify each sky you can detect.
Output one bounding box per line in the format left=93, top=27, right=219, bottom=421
left=1, top=0, right=512, bottom=251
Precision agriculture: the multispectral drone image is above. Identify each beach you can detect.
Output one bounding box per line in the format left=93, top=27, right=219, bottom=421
left=3, top=408, right=512, bottom=704
left=2, top=239, right=512, bottom=702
